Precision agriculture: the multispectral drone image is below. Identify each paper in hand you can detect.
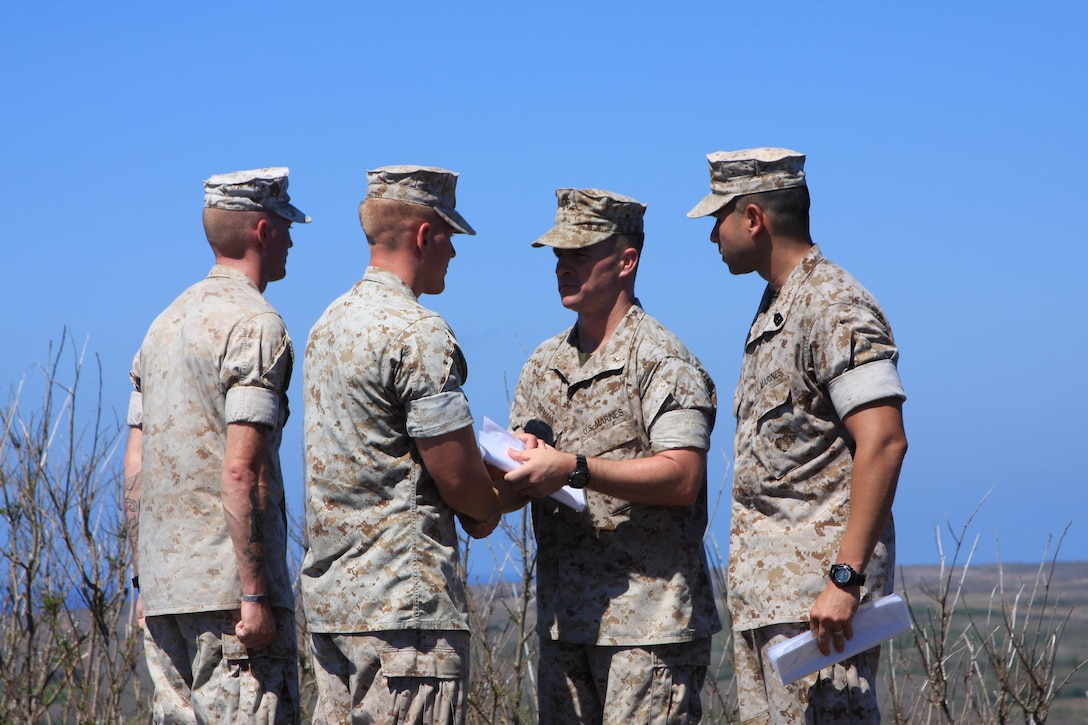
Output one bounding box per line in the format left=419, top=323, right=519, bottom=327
left=767, top=593, right=913, bottom=685
left=479, top=416, right=586, bottom=512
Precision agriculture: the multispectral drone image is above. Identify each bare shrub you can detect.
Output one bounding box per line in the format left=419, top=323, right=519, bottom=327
left=461, top=508, right=540, bottom=724
left=886, top=496, right=1088, bottom=724
left=0, top=332, right=146, bottom=723
left=704, top=538, right=739, bottom=722
left=963, top=525, right=1086, bottom=724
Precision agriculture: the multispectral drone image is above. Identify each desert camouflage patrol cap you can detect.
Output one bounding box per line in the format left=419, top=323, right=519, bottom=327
left=686, top=148, right=806, bottom=218
left=532, top=188, right=646, bottom=249
left=364, top=165, right=475, bottom=235
left=203, top=167, right=311, bottom=224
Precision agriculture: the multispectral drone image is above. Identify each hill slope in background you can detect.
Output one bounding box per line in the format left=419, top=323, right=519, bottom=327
left=890, top=562, right=1088, bottom=723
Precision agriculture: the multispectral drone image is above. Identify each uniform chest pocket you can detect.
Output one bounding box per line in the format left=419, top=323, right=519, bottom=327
left=751, top=377, right=807, bottom=480
left=577, top=410, right=641, bottom=459
left=576, top=412, right=642, bottom=531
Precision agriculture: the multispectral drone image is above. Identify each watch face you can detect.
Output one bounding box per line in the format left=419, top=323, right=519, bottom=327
left=830, top=564, right=857, bottom=585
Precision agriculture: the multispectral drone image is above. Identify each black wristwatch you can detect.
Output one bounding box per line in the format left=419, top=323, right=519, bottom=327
left=567, top=454, right=590, bottom=489
left=829, top=563, right=866, bottom=588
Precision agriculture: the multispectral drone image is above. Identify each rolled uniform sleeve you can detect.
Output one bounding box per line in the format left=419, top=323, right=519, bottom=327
left=222, top=313, right=293, bottom=427
left=398, top=317, right=474, bottom=439
left=811, top=302, right=906, bottom=419
left=642, top=356, right=717, bottom=454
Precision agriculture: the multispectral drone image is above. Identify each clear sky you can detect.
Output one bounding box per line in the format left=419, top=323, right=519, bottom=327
left=3, top=2, right=1086, bottom=577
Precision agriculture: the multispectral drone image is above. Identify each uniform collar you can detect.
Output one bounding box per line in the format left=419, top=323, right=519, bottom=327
left=207, top=263, right=259, bottom=291
left=552, top=302, right=645, bottom=386
left=362, top=265, right=417, bottom=300
left=746, top=245, right=824, bottom=347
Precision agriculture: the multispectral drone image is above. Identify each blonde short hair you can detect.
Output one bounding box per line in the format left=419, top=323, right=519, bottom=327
left=358, top=198, right=441, bottom=248
left=202, top=207, right=266, bottom=258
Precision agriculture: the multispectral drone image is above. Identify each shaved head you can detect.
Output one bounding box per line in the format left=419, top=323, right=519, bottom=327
left=202, top=208, right=266, bottom=258
left=358, top=198, right=442, bottom=250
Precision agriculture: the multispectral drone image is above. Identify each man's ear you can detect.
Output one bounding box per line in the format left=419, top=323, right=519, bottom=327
left=254, top=216, right=271, bottom=248
left=414, top=221, right=432, bottom=256
left=617, top=245, right=639, bottom=278
left=742, top=203, right=766, bottom=236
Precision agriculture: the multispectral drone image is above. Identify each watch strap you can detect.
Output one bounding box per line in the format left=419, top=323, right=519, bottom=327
left=567, top=454, right=590, bottom=489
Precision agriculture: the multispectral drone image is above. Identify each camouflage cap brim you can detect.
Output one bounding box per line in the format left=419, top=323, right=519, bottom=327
left=686, top=192, right=737, bottom=219
left=436, top=207, right=476, bottom=236
left=531, top=225, right=616, bottom=249
left=268, top=200, right=312, bottom=224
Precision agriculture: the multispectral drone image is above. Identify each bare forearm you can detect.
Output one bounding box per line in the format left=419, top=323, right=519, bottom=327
left=810, top=403, right=907, bottom=655
left=222, top=423, right=271, bottom=596
left=417, top=426, right=501, bottom=523
left=505, top=446, right=706, bottom=506
left=222, top=466, right=269, bottom=594
left=123, top=427, right=143, bottom=575
left=836, top=469, right=899, bottom=571
left=837, top=402, right=907, bottom=570
left=587, top=448, right=705, bottom=505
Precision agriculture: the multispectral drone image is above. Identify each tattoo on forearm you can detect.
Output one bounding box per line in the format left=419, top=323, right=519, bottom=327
left=124, top=472, right=140, bottom=561
left=245, top=486, right=265, bottom=566
left=243, top=545, right=266, bottom=570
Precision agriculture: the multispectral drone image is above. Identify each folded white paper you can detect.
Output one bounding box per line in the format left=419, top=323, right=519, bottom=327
left=767, top=593, right=913, bottom=685
left=478, top=416, right=586, bottom=512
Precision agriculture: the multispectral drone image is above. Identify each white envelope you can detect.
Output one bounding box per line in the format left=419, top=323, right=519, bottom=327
left=767, top=592, right=913, bottom=685
left=478, top=416, right=587, bottom=512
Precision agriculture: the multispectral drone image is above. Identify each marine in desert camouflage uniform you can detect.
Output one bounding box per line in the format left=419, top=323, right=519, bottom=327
left=688, top=148, right=908, bottom=724
left=300, top=165, right=502, bottom=725
left=505, top=188, right=720, bottom=724
left=124, top=167, right=309, bottom=724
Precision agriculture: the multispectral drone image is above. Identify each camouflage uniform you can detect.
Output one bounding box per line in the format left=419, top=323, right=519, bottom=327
left=143, top=609, right=299, bottom=725
left=510, top=303, right=720, bottom=723
left=301, top=265, right=474, bottom=722
left=728, top=246, right=905, bottom=724
left=307, top=631, right=468, bottom=725
left=688, top=148, right=907, bottom=724
left=129, top=263, right=299, bottom=723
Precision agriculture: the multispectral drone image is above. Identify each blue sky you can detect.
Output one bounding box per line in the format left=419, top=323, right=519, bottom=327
left=3, top=2, right=1086, bottom=576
